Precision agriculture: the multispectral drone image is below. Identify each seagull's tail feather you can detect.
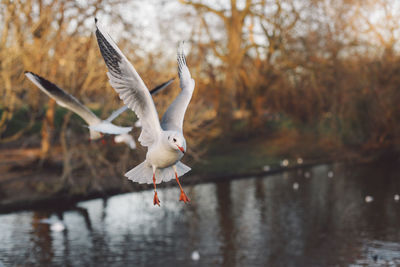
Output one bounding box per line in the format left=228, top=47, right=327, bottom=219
left=125, top=162, right=154, bottom=184
left=125, top=161, right=191, bottom=184
left=157, top=161, right=191, bottom=184
left=174, top=161, right=192, bottom=178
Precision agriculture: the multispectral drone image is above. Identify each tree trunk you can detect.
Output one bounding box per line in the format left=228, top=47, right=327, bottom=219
left=218, top=65, right=237, bottom=133
left=218, top=11, right=244, bottom=133
left=40, top=99, right=55, bottom=161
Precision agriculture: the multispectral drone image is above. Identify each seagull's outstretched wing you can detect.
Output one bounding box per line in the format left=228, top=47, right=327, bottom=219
left=95, top=19, right=162, bottom=146
left=105, top=78, right=174, bottom=123
left=161, top=42, right=195, bottom=132
left=25, top=71, right=101, bottom=126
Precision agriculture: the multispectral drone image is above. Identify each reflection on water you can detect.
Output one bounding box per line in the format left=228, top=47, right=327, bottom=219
left=1, top=163, right=400, bottom=266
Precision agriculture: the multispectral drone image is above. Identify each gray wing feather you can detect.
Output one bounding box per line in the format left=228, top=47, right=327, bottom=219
left=105, top=105, right=128, bottom=123
left=95, top=19, right=162, bottom=146
left=161, top=42, right=195, bottom=132
left=25, top=72, right=101, bottom=126
left=105, top=78, right=174, bottom=123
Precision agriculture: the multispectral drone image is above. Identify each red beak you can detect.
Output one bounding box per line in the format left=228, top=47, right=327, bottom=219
left=177, top=145, right=185, bottom=153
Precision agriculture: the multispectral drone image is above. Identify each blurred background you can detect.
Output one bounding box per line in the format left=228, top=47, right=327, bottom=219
left=0, top=0, right=400, bottom=266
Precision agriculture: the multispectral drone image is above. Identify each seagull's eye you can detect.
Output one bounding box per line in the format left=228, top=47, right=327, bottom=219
left=173, top=138, right=177, bottom=142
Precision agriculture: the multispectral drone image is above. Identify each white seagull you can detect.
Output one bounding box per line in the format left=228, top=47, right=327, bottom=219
left=25, top=71, right=173, bottom=144
left=95, top=19, right=195, bottom=206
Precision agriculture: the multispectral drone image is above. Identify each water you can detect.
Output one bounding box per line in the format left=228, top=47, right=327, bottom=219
left=0, top=163, right=400, bottom=266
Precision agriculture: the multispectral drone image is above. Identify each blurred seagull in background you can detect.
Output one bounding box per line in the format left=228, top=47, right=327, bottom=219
left=25, top=71, right=173, bottom=147
left=95, top=18, right=195, bottom=206
left=114, top=132, right=137, bottom=149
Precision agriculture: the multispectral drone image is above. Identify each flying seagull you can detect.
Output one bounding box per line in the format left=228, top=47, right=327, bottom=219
left=95, top=19, right=195, bottom=206
left=25, top=71, right=174, bottom=143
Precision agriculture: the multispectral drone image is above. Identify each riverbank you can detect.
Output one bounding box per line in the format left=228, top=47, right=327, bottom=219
left=0, top=133, right=375, bottom=213
left=0, top=160, right=326, bottom=213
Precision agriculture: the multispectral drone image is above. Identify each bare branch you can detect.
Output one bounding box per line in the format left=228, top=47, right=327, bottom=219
left=179, top=0, right=228, bottom=22
left=199, top=16, right=226, bottom=61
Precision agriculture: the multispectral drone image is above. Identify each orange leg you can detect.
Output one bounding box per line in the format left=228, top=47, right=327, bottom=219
left=175, top=172, right=190, bottom=203
left=153, top=172, right=161, bottom=206
left=100, top=133, right=107, bottom=145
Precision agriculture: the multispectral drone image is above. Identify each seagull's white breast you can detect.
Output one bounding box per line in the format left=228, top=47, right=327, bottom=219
left=146, top=143, right=183, bottom=169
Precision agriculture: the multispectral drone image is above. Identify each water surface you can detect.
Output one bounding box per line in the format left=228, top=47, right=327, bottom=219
left=1, top=163, right=400, bottom=266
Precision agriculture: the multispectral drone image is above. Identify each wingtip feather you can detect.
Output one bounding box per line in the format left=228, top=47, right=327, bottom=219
left=24, top=71, right=38, bottom=82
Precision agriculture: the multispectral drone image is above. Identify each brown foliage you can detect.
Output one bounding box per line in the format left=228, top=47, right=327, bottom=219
left=1, top=0, right=400, bottom=181
left=180, top=0, right=400, bottom=156
left=0, top=0, right=212, bottom=183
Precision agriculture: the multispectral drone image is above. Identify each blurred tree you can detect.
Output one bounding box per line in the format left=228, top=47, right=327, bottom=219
left=0, top=0, right=133, bottom=161
left=1, top=0, right=400, bottom=171
left=180, top=0, right=302, bottom=132
left=0, top=0, right=212, bottom=184
left=180, top=0, right=264, bottom=133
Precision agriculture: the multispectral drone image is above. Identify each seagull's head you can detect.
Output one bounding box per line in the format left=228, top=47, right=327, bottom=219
left=165, top=131, right=186, bottom=154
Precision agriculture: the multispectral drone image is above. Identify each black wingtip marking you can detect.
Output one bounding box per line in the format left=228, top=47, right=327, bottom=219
left=95, top=17, right=98, bottom=23
left=25, top=71, right=64, bottom=96
left=150, top=78, right=175, bottom=95
left=95, top=25, right=123, bottom=76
